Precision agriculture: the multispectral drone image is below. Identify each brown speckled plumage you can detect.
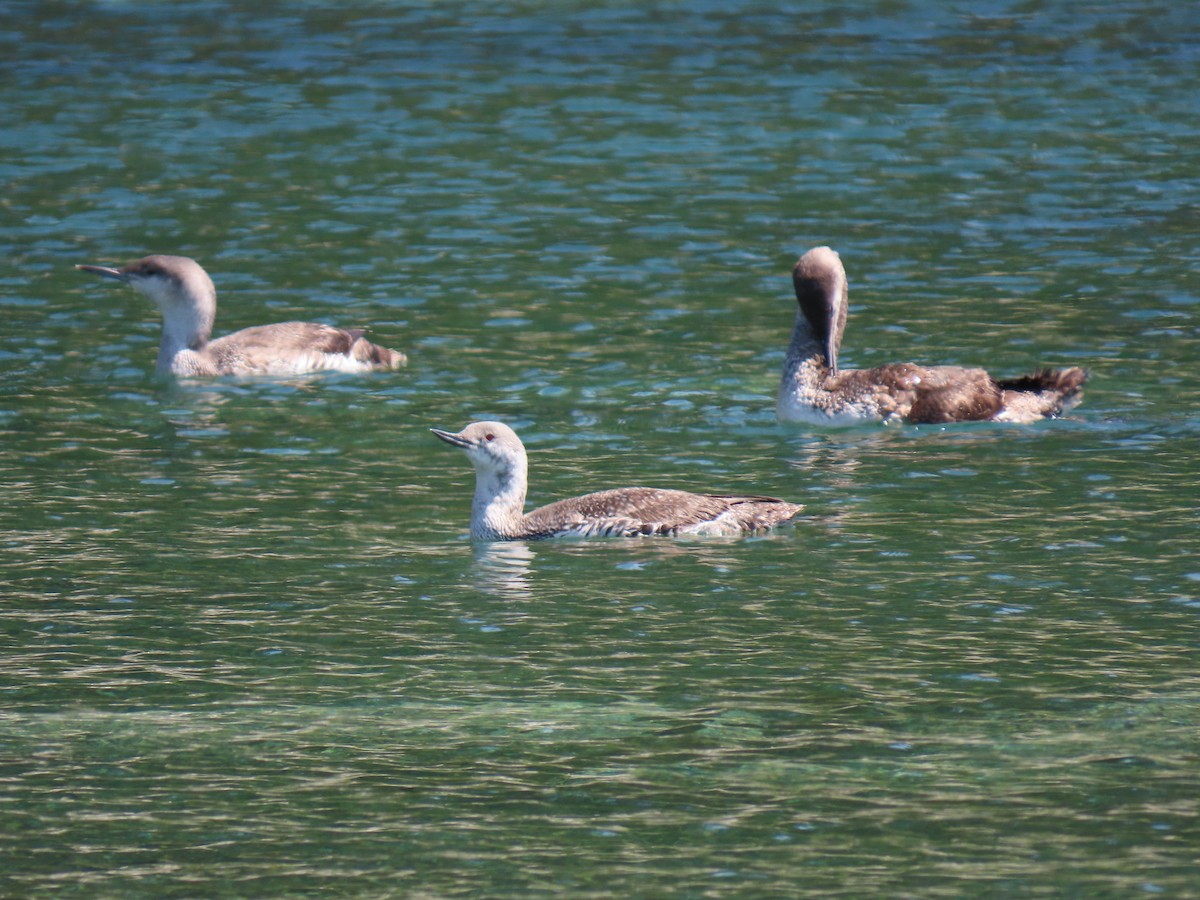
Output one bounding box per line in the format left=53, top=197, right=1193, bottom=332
left=432, top=421, right=803, bottom=541
left=76, top=254, right=405, bottom=377
left=523, top=488, right=799, bottom=538
left=777, top=247, right=1087, bottom=425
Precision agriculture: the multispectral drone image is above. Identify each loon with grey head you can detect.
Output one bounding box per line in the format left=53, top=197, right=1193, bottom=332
left=432, top=421, right=803, bottom=541
left=777, top=246, right=1087, bottom=425
left=76, top=254, right=405, bottom=377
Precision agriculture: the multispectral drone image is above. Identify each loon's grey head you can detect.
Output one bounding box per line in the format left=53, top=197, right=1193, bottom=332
left=77, top=254, right=218, bottom=348
left=431, top=421, right=526, bottom=478
left=792, top=246, right=849, bottom=374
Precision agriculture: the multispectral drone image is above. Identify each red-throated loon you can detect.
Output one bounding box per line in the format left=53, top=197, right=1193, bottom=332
left=432, top=421, right=803, bottom=541
left=777, top=247, right=1087, bottom=424
left=76, top=254, right=405, bottom=376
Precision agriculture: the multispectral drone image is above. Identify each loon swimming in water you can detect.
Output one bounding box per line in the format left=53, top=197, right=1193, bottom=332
left=777, top=246, right=1087, bottom=425
left=432, top=421, right=803, bottom=541
left=76, top=254, right=405, bottom=377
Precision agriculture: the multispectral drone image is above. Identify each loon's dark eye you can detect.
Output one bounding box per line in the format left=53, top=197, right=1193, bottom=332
left=485, top=433, right=495, bottom=442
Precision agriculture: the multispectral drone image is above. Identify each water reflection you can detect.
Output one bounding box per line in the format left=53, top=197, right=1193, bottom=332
left=466, top=530, right=805, bottom=602
left=782, top=430, right=878, bottom=491
left=470, top=540, right=536, bottom=601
